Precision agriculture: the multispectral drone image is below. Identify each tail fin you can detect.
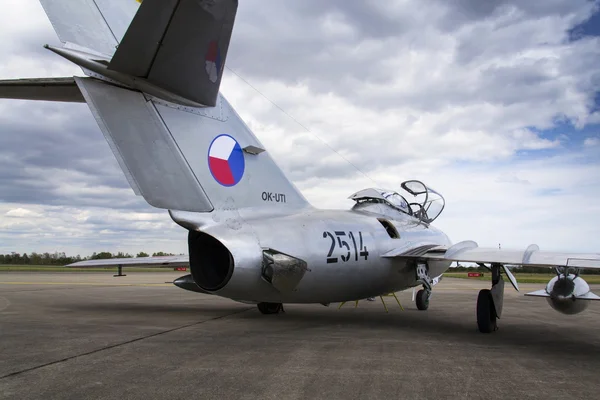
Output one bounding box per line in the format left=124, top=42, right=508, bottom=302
left=108, top=0, right=236, bottom=107
left=4, top=0, right=309, bottom=214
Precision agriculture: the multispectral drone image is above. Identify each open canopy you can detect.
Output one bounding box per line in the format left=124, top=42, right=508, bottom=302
left=348, top=180, right=445, bottom=224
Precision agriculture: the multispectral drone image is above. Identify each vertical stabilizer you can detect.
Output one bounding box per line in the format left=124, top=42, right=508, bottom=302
left=108, top=0, right=237, bottom=107
left=23, top=0, right=309, bottom=215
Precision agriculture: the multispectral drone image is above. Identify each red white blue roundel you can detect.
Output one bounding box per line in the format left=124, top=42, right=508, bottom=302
left=208, top=134, right=245, bottom=187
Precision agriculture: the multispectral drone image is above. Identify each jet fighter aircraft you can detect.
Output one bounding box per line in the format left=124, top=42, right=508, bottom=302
left=1, top=0, right=599, bottom=333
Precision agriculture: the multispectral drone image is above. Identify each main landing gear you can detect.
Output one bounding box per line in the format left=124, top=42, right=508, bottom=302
left=415, top=262, right=432, bottom=311
left=257, top=302, right=284, bottom=314
left=476, top=263, right=518, bottom=333
left=477, top=289, right=497, bottom=333
left=413, top=260, right=513, bottom=333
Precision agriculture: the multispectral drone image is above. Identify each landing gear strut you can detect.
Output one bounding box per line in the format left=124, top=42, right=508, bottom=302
left=257, top=302, right=284, bottom=314
left=476, top=263, right=504, bottom=333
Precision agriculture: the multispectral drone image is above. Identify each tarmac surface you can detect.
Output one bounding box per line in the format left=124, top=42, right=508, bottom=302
left=1, top=272, right=599, bottom=400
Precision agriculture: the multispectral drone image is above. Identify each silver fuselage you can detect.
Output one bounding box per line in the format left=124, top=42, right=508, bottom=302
left=173, top=203, right=453, bottom=304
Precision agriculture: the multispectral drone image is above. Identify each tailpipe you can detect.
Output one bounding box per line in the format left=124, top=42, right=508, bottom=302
left=188, top=230, right=235, bottom=292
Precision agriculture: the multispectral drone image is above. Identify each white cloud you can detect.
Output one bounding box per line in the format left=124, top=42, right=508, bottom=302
left=0, top=202, right=186, bottom=255
left=583, top=137, right=600, bottom=147
left=5, top=208, right=41, bottom=217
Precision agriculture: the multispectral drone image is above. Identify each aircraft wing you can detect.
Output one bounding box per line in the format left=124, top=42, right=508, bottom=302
left=66, top=255, right=189, bottom=268
left=382, top=240, right=600, bottom=269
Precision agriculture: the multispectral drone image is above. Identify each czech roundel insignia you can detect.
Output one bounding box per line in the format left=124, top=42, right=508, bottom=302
left=208, top=134, right=245, bottom=187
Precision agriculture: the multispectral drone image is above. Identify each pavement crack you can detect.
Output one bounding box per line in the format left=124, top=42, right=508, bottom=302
left=0, top=307, right=253, bottom=380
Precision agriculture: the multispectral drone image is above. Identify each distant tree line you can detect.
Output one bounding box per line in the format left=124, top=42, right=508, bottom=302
left=0, top=251, right=177, bottom=266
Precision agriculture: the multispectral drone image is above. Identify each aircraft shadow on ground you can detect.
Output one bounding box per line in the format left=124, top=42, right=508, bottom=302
left=237, top=306, right=600, bottom=360
left=67, top=300, right=599, bottom=360
left=68, top=302, right=252, bottom=316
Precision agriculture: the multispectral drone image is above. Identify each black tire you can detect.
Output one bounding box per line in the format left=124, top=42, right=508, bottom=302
left=257, top=302, right=282, bottom=314
left=416, top=289, right=429, bottom=310
left=476, top=289, right=497, bottom=333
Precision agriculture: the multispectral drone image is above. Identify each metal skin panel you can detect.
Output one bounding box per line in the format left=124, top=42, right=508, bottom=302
left=75, top=77, right=213, bottom=212
left=199, top=209, right=452, bottom=304
left=155, top=95, right=310, bottom=212
left=39, top=0, right=121, bottom=56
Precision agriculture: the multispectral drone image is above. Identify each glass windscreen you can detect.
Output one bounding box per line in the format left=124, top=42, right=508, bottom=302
left=380, top=191, right=410, bottom=214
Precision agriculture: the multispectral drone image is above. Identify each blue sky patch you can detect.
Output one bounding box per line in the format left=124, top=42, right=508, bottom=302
left=568, top=3, right=600, bottom=40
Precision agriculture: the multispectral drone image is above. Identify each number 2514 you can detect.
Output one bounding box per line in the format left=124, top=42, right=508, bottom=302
left=322, top=231, right=369, bottom=264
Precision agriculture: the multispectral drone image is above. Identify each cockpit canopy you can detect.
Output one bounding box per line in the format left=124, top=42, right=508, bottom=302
left=400, top=180, right=445, bottom=223
left=348, top=180, right=445, bottom=223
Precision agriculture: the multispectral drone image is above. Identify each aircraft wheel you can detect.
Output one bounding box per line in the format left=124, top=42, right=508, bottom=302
left=416, top=289, right=429, bottom=310
left=476, top=289, right=497, bottom=333
left=257, top=302, right=283, bottom=314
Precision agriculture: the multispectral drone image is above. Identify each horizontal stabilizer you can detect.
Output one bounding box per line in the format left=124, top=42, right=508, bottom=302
left=67, top=255, right=189, bottom=268
left=0, top=78, right=84, bottom=103
left=108, top=0, right=238, bottom=106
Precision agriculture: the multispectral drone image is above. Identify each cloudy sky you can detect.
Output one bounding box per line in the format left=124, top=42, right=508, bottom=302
left=1, top=0, right=599, bottom=257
